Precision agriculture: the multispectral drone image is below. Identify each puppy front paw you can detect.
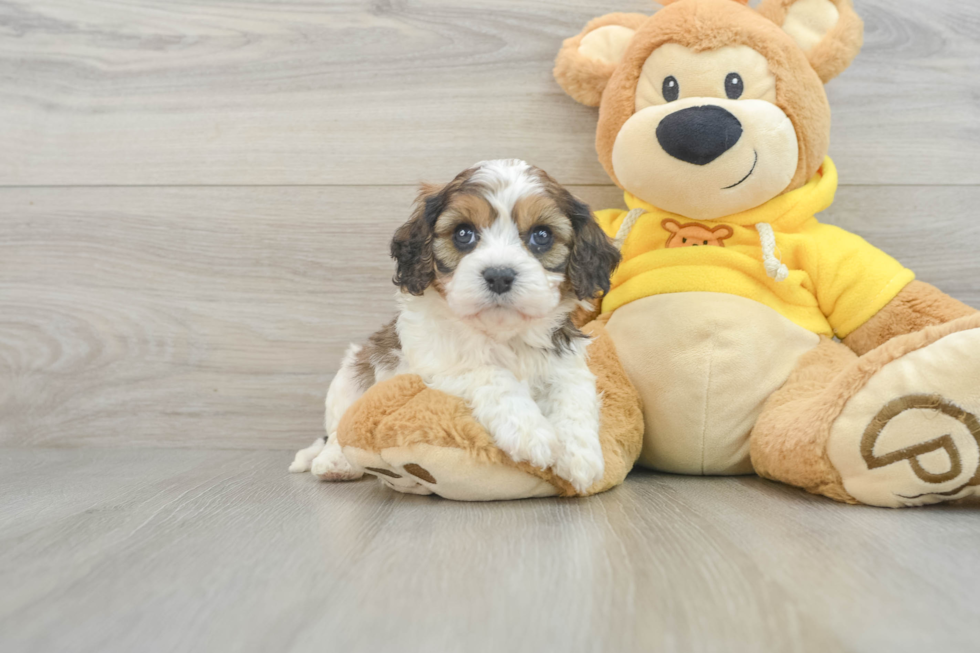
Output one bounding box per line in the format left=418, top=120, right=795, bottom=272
left=492, top=412, right=559, bottom=471
left=553, top=428, right=605, bottom=494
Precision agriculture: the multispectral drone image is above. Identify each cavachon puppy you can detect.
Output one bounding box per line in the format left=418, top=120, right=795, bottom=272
left=290, top=160, right=621, bottom=492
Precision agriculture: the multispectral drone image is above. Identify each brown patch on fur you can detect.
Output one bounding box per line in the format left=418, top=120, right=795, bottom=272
left=571, top=299, right=602, bottom=328
left=392, top=168, right=490, bottom=295
left=352, top=320, right=402, bottom=390
left=513, top=194, right=572, bottom=239
left=531, top=167, right=621, bottom=300
left=551, top=317, right=588, bottom=354
left=843, top=281, right=978, bottom=356
left=435, top=193, right=496, bottom=235
left=513, top=191, right=575, bottom=272
left=431, top=192, right=497, bottom=277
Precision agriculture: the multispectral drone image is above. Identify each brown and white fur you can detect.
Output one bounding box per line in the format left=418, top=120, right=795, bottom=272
left=289, top=159, right=621, bottom=492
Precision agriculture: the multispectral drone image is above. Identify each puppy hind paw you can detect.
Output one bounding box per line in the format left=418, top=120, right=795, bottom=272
left=311, top=447, right=363, bottom=482
left=288, top=439, right=325, bottom=473
left=288, top=459, right=311, bottom=473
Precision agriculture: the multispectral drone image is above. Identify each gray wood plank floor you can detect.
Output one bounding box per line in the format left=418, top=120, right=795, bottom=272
left=1, top=449, right=978, bottom=653
left=2, top=1, right=980, bottom=651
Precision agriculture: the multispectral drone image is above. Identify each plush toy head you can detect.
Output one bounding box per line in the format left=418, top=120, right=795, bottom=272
left=554, top=0, right=863, bottom=220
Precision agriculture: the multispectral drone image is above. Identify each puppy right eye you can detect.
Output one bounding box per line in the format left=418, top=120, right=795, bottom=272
left=662, top=76, right=679, bottom=102
left=452, top=224, right=478, bottom=250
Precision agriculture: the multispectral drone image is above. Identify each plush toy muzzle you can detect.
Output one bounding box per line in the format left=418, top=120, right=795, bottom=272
left=613, top=94, right=799, bottom=220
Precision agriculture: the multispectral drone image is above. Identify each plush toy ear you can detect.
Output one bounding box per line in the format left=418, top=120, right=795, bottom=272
left=553, top=13, right=648, bottom=107
left=757, top=0, right=864, bottom=83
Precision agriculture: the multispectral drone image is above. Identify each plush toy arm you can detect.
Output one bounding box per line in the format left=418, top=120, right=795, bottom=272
left=335, top=321, right=644, bottom=501
left=843, top=280, right=978, bottom=356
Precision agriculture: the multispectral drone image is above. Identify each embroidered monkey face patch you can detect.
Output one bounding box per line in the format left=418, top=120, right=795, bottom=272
left=662, top=218, right=734, bottom=248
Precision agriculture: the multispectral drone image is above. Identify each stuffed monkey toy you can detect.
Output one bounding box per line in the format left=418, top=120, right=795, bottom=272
left=553, top=0, right=979, bottom=507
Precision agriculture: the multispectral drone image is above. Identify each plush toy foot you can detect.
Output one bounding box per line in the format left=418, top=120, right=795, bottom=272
left=752, top=315, right=980, bottom=507
left=310, top=438, right=363, bottom=481
left=827, top=321, right=980, bottom=507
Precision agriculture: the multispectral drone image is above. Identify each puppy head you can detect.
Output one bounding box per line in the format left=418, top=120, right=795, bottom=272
left=391, top=160, right=620, bottom=330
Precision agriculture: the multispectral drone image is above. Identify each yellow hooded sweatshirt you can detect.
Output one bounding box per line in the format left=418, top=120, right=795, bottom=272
left=595, top=157, right=915, bottom=338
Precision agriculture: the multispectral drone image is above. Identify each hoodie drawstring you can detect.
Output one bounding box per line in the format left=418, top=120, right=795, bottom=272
left=613, top=208, right=646, bottom=249
left=755, top=222, right=789, bottom=282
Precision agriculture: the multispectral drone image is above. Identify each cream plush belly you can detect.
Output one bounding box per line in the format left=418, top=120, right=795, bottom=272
left=605, top=292, right=820, bottom=475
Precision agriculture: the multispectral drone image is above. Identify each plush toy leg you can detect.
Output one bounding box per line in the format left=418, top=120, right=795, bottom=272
left=752, top=315, right=980, bottom=507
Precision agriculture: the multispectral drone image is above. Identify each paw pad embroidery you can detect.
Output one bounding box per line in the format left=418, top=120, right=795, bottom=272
left=403, top=464, right=437, bottom=484
left=861, top=394, right=980, bottom=498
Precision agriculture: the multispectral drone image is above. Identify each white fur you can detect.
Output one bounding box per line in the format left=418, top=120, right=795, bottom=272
left=290, top=160, right=606, bottom=493
left=293, top=344, right=375, bottom=480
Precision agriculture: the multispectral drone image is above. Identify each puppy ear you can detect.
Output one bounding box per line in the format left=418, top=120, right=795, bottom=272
left=390, top=185, right=444, bottom=295
left=560, top=192, right=622, bottom=300
left=553, top=13, right=648, bottom=107
left=757, top=0, right=864, bottom=83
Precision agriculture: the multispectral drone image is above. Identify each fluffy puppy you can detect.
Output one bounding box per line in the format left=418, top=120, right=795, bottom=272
left=289, top=159, right=621, bottom=492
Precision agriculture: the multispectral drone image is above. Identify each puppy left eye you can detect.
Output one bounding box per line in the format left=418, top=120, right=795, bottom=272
left=725, top=72, right=743, bottom=100
left=453, top=224, right=478, bottom=250
left=528, top=226, right=554, bottom=254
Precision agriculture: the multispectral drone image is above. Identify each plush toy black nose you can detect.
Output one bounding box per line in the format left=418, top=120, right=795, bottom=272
left=656, top=105, right=743, bottom=166
left=483, top=267, right=516, bottom=294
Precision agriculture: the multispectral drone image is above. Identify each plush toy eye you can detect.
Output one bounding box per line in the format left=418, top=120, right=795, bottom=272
left=725, top=72, right=743, bottom=100
left=528, top=226, right=554, bottom=254
left=662, top=76, right=680, bottom=102
left=452, top=224, right=478, bottom=250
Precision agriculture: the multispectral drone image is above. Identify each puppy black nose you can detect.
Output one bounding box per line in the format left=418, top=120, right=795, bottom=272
left=656, top=105, right=743, bottom=166
left=483, top=267, right=516, bottom=294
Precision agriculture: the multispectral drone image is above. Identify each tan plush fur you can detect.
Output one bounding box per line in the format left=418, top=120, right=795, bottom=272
left=551, top=0, right=979, bottom=507
left=843, top=281, right=979, bottom=356
left=336, top=321, right=644, bottom=498
left=553, top=13, right=649, bottom=107
left=595, top=0, right=830, bottom=194
left=752, top=313, right=980, bottom=502
left=756, top=0, right=864, bottom=82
